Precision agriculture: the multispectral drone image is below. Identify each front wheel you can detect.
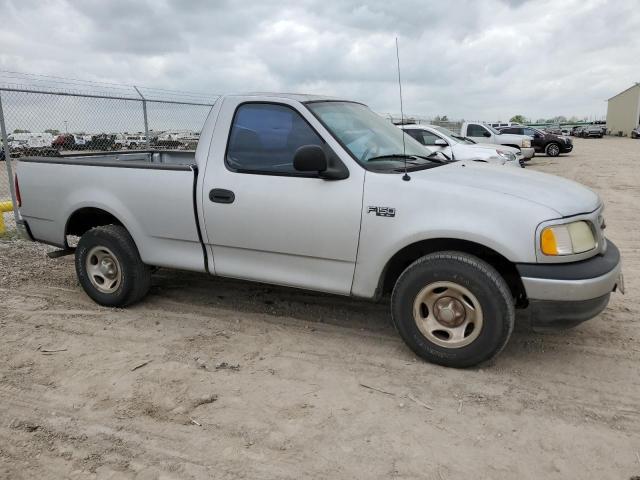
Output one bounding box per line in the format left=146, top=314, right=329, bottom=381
left=391, top=252, right=514, bottom=368
left=545, top=142, right=560, bottom=157
left=75, top=225, right=151, bottom=307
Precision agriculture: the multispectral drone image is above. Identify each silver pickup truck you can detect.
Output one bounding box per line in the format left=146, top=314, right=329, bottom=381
left=14, top=93, right=623, bottom=368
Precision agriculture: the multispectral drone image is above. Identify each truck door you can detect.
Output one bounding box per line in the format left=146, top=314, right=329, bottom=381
left=200, top=97, right=365, bottom=295
left=466, top=123, right=493, bottom=143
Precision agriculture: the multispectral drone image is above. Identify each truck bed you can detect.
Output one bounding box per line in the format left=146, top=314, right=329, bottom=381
left=17, top=150, right=206, bottom=273
left=20, top=150, right=196, bottom=169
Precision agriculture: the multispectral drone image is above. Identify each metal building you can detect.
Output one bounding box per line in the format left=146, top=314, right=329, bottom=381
left=606, top=83, right=640, bottom=136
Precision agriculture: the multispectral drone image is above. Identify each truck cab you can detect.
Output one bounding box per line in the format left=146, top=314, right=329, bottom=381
left=460, top=122, right=535, bottom=160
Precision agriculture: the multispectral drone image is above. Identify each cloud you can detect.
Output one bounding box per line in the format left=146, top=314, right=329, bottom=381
left=0, top=0, right=638, bottom=120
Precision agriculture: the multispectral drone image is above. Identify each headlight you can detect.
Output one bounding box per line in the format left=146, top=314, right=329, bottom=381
left=522, top=139, right=531, bottom=148
left=540, top=221, right=596, bottom=256
left=496, top=149, right=516, bottom=161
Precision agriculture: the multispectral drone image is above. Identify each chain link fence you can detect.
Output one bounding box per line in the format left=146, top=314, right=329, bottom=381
left=381, top=114, right=465, bottom=136
left=0, top=76, right=217, bottom=233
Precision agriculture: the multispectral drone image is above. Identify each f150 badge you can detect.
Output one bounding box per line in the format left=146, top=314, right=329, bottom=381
left=368, top=206, right=396, bottom=217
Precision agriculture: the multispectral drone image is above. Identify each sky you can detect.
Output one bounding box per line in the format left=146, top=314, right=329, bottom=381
left=0, top=0, right=639, bottom=122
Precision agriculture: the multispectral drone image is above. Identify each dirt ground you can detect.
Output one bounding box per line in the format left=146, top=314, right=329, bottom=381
left=1, top=137, right=639, bottom=479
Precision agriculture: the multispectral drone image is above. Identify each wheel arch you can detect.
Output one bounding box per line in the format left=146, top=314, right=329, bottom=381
left=502, top=144, right=521, bottom=151
left=65, top=207, right=126, bottom=246
left=378, top=237, right=527, bottom=306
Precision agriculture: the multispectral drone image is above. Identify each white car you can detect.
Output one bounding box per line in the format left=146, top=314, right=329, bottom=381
left=401, top=124, right=523, bottom=168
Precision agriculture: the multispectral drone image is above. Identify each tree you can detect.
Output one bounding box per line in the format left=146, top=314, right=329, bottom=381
left=509, top=115, right=526, bottom=124
left=44, top=129, right=60, bottom=135
left=13, top=129, right=30, bottom=133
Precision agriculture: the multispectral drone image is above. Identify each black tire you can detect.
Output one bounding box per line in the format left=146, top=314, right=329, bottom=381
left=391, top=251, right=514, bottom=368
left=75, top=225, right=151, bottom=307
left=545, top=142, right=560, bottom=157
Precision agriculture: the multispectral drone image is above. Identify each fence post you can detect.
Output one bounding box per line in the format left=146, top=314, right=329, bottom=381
left=0, top=90, right=20, bottom=226
left=134, top=86, right=151, bottom=148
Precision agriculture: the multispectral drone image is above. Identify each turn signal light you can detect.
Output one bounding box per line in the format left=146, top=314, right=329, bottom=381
left=541, top=228, right=558, bottom=255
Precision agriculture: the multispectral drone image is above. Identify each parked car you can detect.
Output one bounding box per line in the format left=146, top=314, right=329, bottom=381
left=498, top=126, right=573, bottom=157
left=581, top=125, right=604, bottom=138
left=401, top=124, right=523, bottom=167
left=571, top=126, right=585, bottom=136
left=84, top=134, right=118, bottom=151
left=631, top=126, right=640, bottom=139
left=113, top=135, right=147, bottom=149
left=544, top=126, right=563, bottom=135
left=459, top=122, right=535, bottom=160
left=52, top=134, right=77, bottom=150
left=15, top=93, right=623, bottom=368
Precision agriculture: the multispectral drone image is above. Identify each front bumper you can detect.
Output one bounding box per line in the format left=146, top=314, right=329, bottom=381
left=560, top=142, right=573, bottom=153
left=516, top=240, right=622, bottom=328
left=520, top=147, right=535, bottom=159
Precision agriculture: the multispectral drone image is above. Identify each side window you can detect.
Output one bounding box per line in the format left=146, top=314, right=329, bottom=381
left=418, top=131, right=442, bottom=146
left=226, top=103, right=323, bottom=175
left=404, top=129, right=422, bottom=142
left=523, top=128, right=537, bottom=136
left=467, top=124, right=488, bottom=137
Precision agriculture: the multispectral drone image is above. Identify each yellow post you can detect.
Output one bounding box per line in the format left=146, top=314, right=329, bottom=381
left=0, top=201, right=13, bottom=234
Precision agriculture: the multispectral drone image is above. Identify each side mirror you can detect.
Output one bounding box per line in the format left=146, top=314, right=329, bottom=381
left=294, top=145, right=327, bottom=173
left=483, top=131, right=492, bottom=138
left=434, top=138, right=448, bottom=146
left=293, top=145, right=349, bottom=180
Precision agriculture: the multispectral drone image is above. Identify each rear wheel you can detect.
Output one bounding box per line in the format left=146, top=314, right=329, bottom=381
left=545, top=142, right=560, bottom=157
left=391, top=252, right=514, bottom=368
left=75, top=225, right=151, bottom=307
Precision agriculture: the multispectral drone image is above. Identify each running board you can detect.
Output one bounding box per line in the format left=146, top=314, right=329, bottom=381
left=47, top=248, right=75, bottom=259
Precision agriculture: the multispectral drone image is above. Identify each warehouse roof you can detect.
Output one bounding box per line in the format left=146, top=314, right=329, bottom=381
left=607, top=83, right=640, bottom=101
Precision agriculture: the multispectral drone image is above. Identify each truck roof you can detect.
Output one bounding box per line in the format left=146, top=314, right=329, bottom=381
left=224, top=92, right=355, bottom=103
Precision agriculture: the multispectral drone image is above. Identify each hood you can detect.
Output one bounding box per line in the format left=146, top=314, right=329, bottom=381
left=471, top=143, right=519, bottom=154
left=413, top=162, right=600, bottom=217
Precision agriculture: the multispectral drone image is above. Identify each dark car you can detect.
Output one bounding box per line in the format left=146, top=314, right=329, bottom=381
left=84, top=134, right=117, bottom=151
left=632, top=126, right=640, bottom=139
left=581, top=125, right=604, bottom=138
left=545, top=126, right=563, bottom=135
left=52, top=134, right=76, bottom=150
left=498, top=126, right=572, bottom=157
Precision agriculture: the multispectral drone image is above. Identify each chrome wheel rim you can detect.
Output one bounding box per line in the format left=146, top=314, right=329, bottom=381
left=412, top=281, right=483, bottom=349
left=86, top=246, right=121, bottom=294
left=548, top=144, right=559, bottom=156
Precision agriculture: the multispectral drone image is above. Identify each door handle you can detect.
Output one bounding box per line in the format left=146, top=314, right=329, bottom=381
left=209, top=188, right=235, bottom=204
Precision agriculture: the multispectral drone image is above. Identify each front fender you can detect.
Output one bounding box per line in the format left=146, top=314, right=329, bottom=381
left=350, top=169, right=558, bottom=298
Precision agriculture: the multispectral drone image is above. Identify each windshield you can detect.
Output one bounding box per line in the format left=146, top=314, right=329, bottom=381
left=306, top=101, right=440, bottom=170
left=432, top=126, right=475, bottom=144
